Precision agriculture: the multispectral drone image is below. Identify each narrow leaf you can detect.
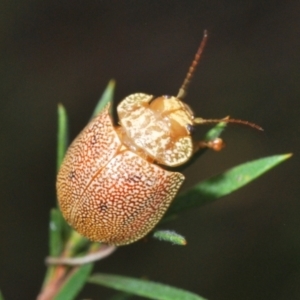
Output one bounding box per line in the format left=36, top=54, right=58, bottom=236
left=153, top=230, right=187, bottom=245
left=57, top=104, right=68, bottom=171
left=49, top=209, right=65, bottom=257
left=64, top=230, right=90, bottom=257
left=0, top=290, right=5, bottom=300
left=166, top=153, right=292, bottom=217
left=43, top=209, right=71, bottom=288
left=204, top=121, right=227, bottom=140
left=54, top=264, right=93, bottom=300
left=55, top=104, right=72, bottom=236
left=92, top=79, right=115, bottom=118
left=88, top=273, right=207, bottom=300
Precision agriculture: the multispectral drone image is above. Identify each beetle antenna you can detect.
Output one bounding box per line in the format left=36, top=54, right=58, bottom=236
left=193, top=117, right=263, bottom=131
left=177, top=30, right=208, bottom=100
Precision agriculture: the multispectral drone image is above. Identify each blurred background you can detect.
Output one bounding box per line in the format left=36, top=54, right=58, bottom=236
left=0, top=1, right=299, bottom=299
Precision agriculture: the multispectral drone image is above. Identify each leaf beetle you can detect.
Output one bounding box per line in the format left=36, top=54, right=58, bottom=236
left=57, top=31, right=262, bottom=246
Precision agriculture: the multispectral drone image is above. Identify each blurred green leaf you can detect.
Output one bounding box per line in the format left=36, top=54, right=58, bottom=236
left=45, top=105, right=71, bottom=288
left=153, top=230, right=186, bottom=245
left=49, top=209, right=66, bottom=257
left=166, top=153, right=292, bottom=217
left=65, top=230, right=90, bottom=257
left=54, top=104, right=72, bottom=247
left=0, top=289, right=5, bottom=300
left=44, top=209, right=71, bottom=290
left=54, top=264, right=93, bottom=300
left=92, top=79, right=115, bottom=118
left=44, top=104, right=74, bottom=293
left=204, top=121, right=227, bottom=140
left=89, top=273, right=207, bottom=300
left=57, top=104, right=68, bottom=172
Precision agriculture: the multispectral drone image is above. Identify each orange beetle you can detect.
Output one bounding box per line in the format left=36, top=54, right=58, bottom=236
left=57, top=32, right=261, bottom=246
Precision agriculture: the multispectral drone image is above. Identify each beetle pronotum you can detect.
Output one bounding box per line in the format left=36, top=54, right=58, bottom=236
left=57, top=31, right=262, bottom=246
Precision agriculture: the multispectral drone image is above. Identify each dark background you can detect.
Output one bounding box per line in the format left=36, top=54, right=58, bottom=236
left=0, top=1, right=299, bottom=299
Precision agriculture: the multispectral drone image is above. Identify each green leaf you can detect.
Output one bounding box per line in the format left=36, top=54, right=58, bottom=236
left=88, top=273, right=207, bottom=300
left=166, top=153, right=292, bottom=217
left=54, top=263, right=93, bottom=300
left=49, top=209, right=65, bottom=257
left=43, top=209, right=71, bottom=288
left=204, top=121, right=227, bottom=140
left=0, top=289, right=5, bottom=300
left=153, top=230, right=187, bottom=245
left=64, top=230, right=90, bottom=257
left=57, top=104, right=68, bottom=172
left=92, top=79, right=115, bottom=118
left=55, top=104, right=72, bottom=240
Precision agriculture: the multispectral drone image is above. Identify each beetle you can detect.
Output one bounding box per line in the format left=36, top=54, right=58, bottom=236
left=57, top=31, right=261, bottom=246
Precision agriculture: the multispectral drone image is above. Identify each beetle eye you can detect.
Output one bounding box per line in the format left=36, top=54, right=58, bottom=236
left=186, top=124, right=195, bottom=134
